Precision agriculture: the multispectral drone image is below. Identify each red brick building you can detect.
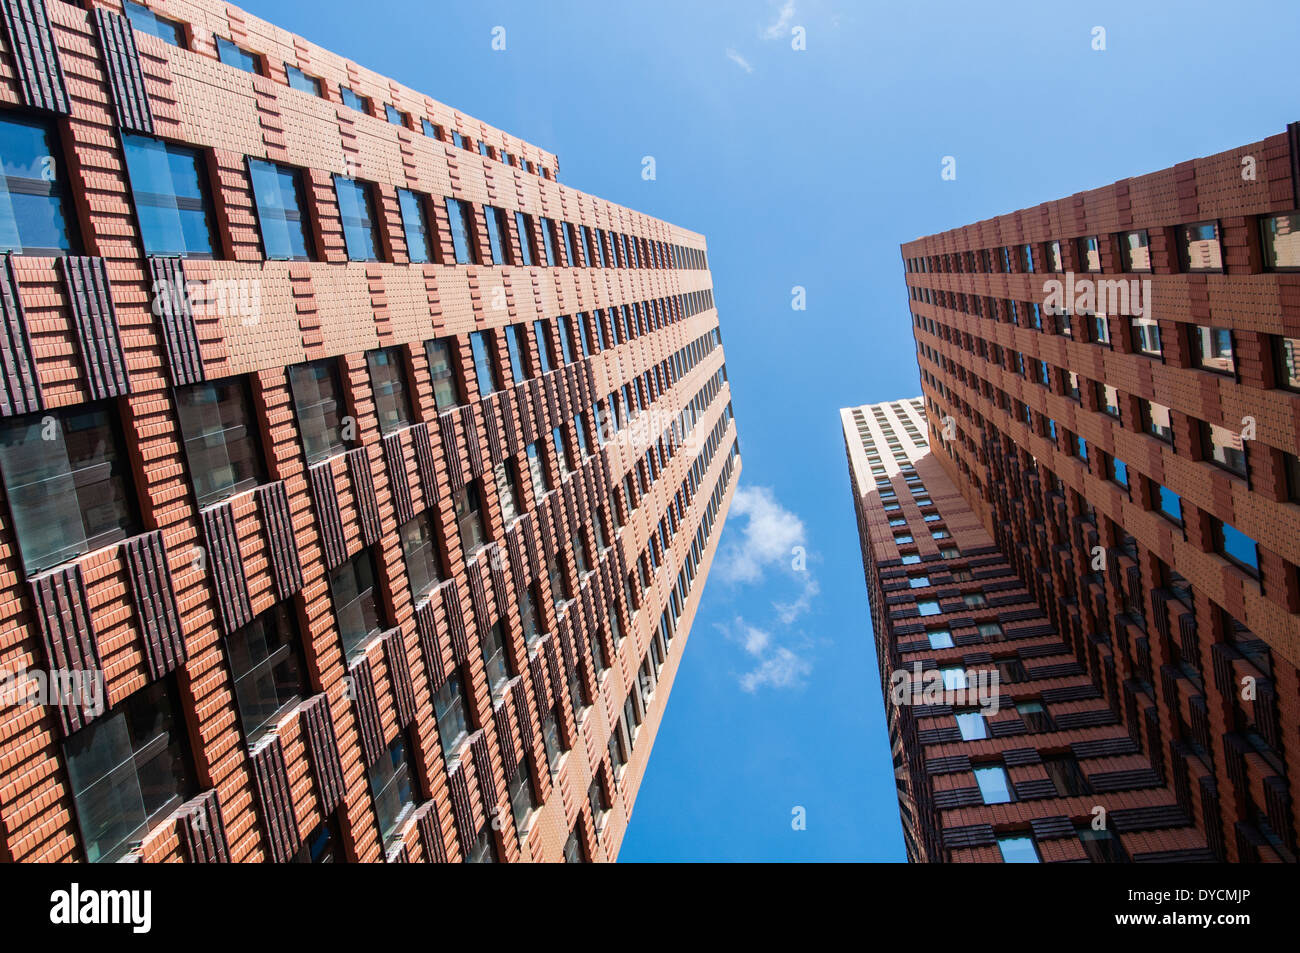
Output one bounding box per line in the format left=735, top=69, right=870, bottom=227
left=0, top=0, right=738, bottom=862
left=847, top=122, right=1300, bottom=862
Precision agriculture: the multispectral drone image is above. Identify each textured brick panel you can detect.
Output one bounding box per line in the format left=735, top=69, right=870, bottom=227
left=249, top=734, right=301, bottom=863
left=59, top=257, right=129, bottom=400
left=123, top=530, right=185, bottom=681
left=446, top=761, right=475, bottom=853
left=255, top=480, right=302, bottom=601
left=437, top=408, right=464, bottom=492
left=414, top=800, right=447, bottom=863
left=93, top=8, right=154, bottom=134
left=382, top=432, right=414, bottom=525
left=346, top=447, right=381, bottom=547
left=0, top=0, right=68, bottom=113
left=381, top=627, right=416, bottom=728
left=348, top=654, right=384, bottom=768
left=28, top=562, right=99, bottom=735
left=411, top=421, right=437, bottom=503
left=300, top=693, right=344, bottom=815
left=0, top=253, right=41, bottom=416
left=201, top=501, right=253, bottom=636
left=435, top=578, right=469, bottom=665
left=147, top=257, right=205, bottom=386
left=175, top=789, right=229, bottom=863
left=308, top=459, right=347, bottom=569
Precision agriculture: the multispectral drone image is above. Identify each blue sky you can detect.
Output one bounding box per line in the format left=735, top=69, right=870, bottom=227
left=251, top=0, right=1300, bottom=861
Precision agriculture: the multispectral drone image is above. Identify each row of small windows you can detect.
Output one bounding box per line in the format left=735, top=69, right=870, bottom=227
left=904, top=212, right=1300, bottom=277
left=121, top=1, right=554, bottom=180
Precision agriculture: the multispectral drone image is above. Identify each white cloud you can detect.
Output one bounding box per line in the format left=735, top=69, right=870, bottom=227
left=774, top=578, right=820, bottom=625
left=716, top=485, right=806, bottom=584
left=762, top=1, right=796, bottom=40
left=739, top=647, right=812, bottom=693
left=725, top=48, right=754, bottom=73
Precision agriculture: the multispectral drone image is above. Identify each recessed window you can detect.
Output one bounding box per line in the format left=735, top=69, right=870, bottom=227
left=508, top=757, right=537, bottom=830
left=1099, top=382, right=1120, bottom=417
left=917, top=600, right=941, bottom=617
left=1142, top=400, right=1173, bottom=442
left=1078, top=826, right=1128, bottom=863
left=384, top=104, right=406, bottom=127
left=248, top=159, right=313, bottom=261
left=400, top=511, right=443, bottom=602
left=444, top=198, right=478, bottom=264
left=0, top=404, right=138, bottom=574
left=1156, top=483, right=1183, bottom=524
left=1119, top=229, right=1150, bottom=271
left=482, top=621, right=511, bottom=701
left=122, top=134, right=217, bottom=258
left=1092, top=315, right=1111, bottom=345
left=1016, top=700, right=1054, bottom=733
left=396, top=189, right=434, bottom=264
left=467, top=825, right=497, bottom=862
left=533, top=319, right=555, bottom=374
left=526, top=441, right=549, bottom=495
left=1202, top=421, right=1246, bottom=476
left=225, top=602, right=307, bottom=745
left=963, top=592, right=987, bottom=607
left=1110, top=456, right=1129, bottom=489
left=974, top=765, right=1014, bottom=804
left=542, top=709, right=564, bottom=773
left=333, top=177, right=382, bottom=261
left=339, top=86, right=369, bottom=113
left=552, top=426, right=571, bottom=475
left=955, top=709, right=987, bottom=740
left=176, top=376, right=266, bottom=508
left=421, top=119, right=442, bottom=141
left=216, top=37, right=259, bottom=74
left=1044, top=754, right=1091, bottom=797
left=1215, top=519, right=1259, bottom=576
left=63, top=677, right=196, bottom=862
left=288, top=358, right=351, bottom=463
left=1077, top=236, right=1101, bottom=272
left=927, top=628, right=953, bottom=649
left=1261, top=212, right=1300, bottom=270
left=1177, top=221, right=1223, bottom=272
left=453, top=481, right=488, bottom=555
left=940, top=667, right=968, bottom=690
left=977, top=622, right=1003, bottom=642
left=330, top=548, right=381, bottom=657
left=469, top=330, right=500, bottom=395
left=425, top=337, right=462, bottom=410
left=909, top=575, right=930, bottom=589
left=495, top=459, right=519, bottom=523
left=1191, top=325, right=1234, bottom=375
left=366, top=347, right=412, bottom=435
left=514, top=211, right=536, bottom=266
left=1067, top=371, right=1081, bottom=401
left=1046, top=240, right=1063, bottom=272
left=433, top=674, right=469, bottom=755
left=1130, top=317, right=1162, bottom=357
left=283, top=64, right=321, bottom=96
left=369, top=732, right=416, bottom=846
left=894, top=533, right=913, bottom=545
left=540, top=217, right=559, bottom=266
left=0, top=114, right=80, bottom=255
left=124, top=0, right=184, bottom=46
left=482, top=205, right=511, bottom=265
left=998, top=836, right=1040, bottom=863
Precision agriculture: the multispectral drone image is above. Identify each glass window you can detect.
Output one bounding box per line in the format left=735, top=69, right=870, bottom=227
left=368, top=733, right=415, bottom=845
left=444, top=197, right=477, bottom=264
left=514, top=211, right=535, bottom=266
left=433, top=673, right=468, bottom=755
left=225, top=602, right=307, bottom=745
left=1157, top=484, right=1183, bottom=524
left=454, top=481, right=487, bottom=554
left=974, top=765, right=1014, bottom=804
left=1017, top=700, right=1054, bottom=732
left=495, top=460, right=519, bottom=523
left=288, top=358, right=351, bottom=463
left=329, top=549, right=381, bottom=657
left=1046, top=240, right=1063, bottom=272
left=540, top=217, right=558, bottom=266
left=384, top=104, right=405, bottom=127
left=1191, top=325, right=1234, bottom=375
left=998, top=836, right=1040, bottom=863
left=339, top=86, right=368, bottom=113
left=396, top=189, right=433, bottom=264
left=483, top=205, right=510, bottom=265
left=1202, top=421, right=1246, bottom=476
left=0, top=114, right=80, bottom=255
left=1178, top=221, right=1222, bottom=272
left=1130, top=318, right=1162, bottom=357
left=1261, top=212, right=1300, bottom=270
left=64, top=678, right=196, bottom=862
left=216, top=37, right=258, bottom=74
left=927, top=629, right=953, bottom=649
left=1275, top=336, right=1300, bottom=391
left=122, top=134, right=217, bottom=258
left=469, top=330, right=500, bottom=395
left=508, top=759, right=536, bottom=830
left=0, top=404, right=138, bottom=573
left=421, top=119, right=442, bottom=140
left=917, top=600, right=941, bottom=617
left=1119, top=229, right=1150, bottom=271
left=504, top=325, right=529, bottom=383
left=1216, top=519, right=1259, bottom=575
left=1142, top=400, right=1173, bottom=442
left=1111, top=456, right=1129, bottom=488
left=573, top=313, right=591, bottom=357
left=1077, top=236, right=1101, bottom=272
left=533, top=319, right=554, bottom=374
left=552, top=427, right=570, bottom=474
left=176, top=376, right=266, bottom=508
left=955, top=710, right=987, bottom=740
left=333, top=177, right=381, bottom=261
left=366, top=347, right=412, bottom=434
left=248, top=159, right=313, bottom=261
left=978, top=622, right=1003, bottom=642
left=542, top=710, right=564, bottom=773
left=284, top=64, right=321, bottom=96
left=963, top=591, right=987, bottom=607
left=909, top=575, right=929, bottom=588
left=400, top=512, right=443, bottom=602
left=1099, top=383, right=1120, bottom=416
left=526, top=441, right=548, bottom=495
left=425, top=337, right=462, bottom=410
left=124, top=0, right=184, bottom=46
left=482, top=621, right=510, bottom=700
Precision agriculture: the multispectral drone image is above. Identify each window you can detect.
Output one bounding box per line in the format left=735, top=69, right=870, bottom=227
left=0, top=404, right=138, bottom=573
left=1177, top=220, right=1223, bottom=272
left=0, top=114, right=80, bottom=255
left=248, top=159, right=313, bottom=261
left=482, top=621, right=510, bottom=700
left=552, top=427, right=571, bottom=474
left=425, top=337, right=462, bottom=410
left=995, top=658, right=1027, bottom=684
left=384, top=104, right=406, bottom=127
left=176, top=376, right=266, bottom=508
left=1044, top=754, right=1091, bottom=796
left=444, top=198, right=478, bottom=264
left=1142, top=400, right=1173, bottom=442
left=122, top=134, right=217, bottom=258
left=124, top=0, right=184, bottom=46
left=288, top=358, right=350, bottom=463
left=908, top=575, right=929, bottom=588
left=940, top=668, right=967, bottom=690
left=1215, top=519, right=1259, bottom=576
left=508, top=758, right=537, bottom=830
left=917, top=600, right=941, bottom=617
left=469, top=331, right=500, bottom=396
left=364, top=347, right=413, bottom=434
left=1191, top=325, right=1234, bottom=375
left=225, top=603, right=307, bottom=745
left=963, top=592, right=987, bottom=607
left=1130, top=317, right=1162, bottom=357
left=519, top=584, right=542, bottom=644
left=542, top=709, right=564, bottom=774
left=400, top=512, right=443, bottom=602
left=1156, top=484, right=1183, bottom=524
left=421, top=119, right=442, bottom=141
left=216, top=37, right=259, bottom=74
left=998, top=836, right=1040, bottom=863
left=1119, top=229, right=1150, bottom=271
left=1261, top=212, right=1300, bottom=270
left=433, top=674, right=469, bottom=755
left=1099, top=383, right=1120, bottom=417
left=1202, top=421, right=1246, bottom=476
left=1092, top=315, right=1111, bottom=345
left=514, top=211, right=536, bottom=266
left=955, top=709, right=987, bottom=741
left=503, top=324, right=528, bottom=383
left=293, top=816, right=342, bottom=863
left=927, top=629, right=953, bottom=649
left=466, top=826, right=496, bottom=863
left=540, top=217, right=558, bottom=266
left=369, top=733, right=416, bottom=845
left=1110, top=456, right=1129, bottom=489
left=482, top=205, right=510, bottom=265
left=1067, top=371, right=1081, bottom=401
left=396, top=189, right=434, bottom=263
left=974, top=765, right=1014, bottom=804
left=495, top=460, right=519, bottom=523
left=1046, top=240, right=1063, bottom=272
left=526, top=441, right=549, bottom=495
left=333, top=177, right=382, bottom=261
left=339, top=86, right=368, bottom=113
left=1077, top=236, right=1101, bottom=272
left=564, top=830, right=585, bottom=863
left=533, top=319, right=555, bottom=373
left=454, top=481, right=488, bottom=554
left=329, top=549, right=381, bottom=657
left=1017, top=700, right=1054, bottom=733
left=64, top=678, right=197, bottom=862
left=1078, top=826, right=1129, bottom=863
left=284, top=64, right=321, bottom=96
left=977, top=622, right=1003, bottom=642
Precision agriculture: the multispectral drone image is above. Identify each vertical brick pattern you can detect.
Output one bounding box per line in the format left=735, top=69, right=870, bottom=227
left=92, top=8, right=153, bottom=133
left=58, top=257, right=129, bottom=400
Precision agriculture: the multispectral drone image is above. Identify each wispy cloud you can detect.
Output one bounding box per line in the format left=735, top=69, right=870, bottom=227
left=720, top=617, right=813, bottom=693
left=762, top=0, right=796, bottom=40
left=725, top=48, right=754, bottom=73
left=716, top=485, right=805, bottom=585
left=774, top=578, right=820, bottom=625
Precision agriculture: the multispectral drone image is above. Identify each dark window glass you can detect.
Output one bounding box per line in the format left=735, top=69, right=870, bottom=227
left=574, top=312, right=591, bottom=357
left=504, top=324, right=528, bottom=383
left=176, top=376, right=266, bottom=508
left=483, top=205, right=509, bottom=265
left=124, top=0, right=184, bottom=46
left=0, top=404, right=137, bottom=573
left=1044, top=755, right=1092, bottom=797
left=1119, top=229, right=1150, bottom=271
left=368, top=733, right=415, bottom=845
left=444, top=198, right=477, bottom=264
left=426, top=337, right=462, bottom=409
left=366, top=347, right=412, bottom=434
left=526, top=441, right=548, bottom=495
left=288, top=358, right=351, bottom=463
left=1178, top=221, right=1223, bottom=272
left=333, top=177, right=381, bottom=261
left=225, top=602, right=307, bottom=745
left=495, top=459, right=519, bottom=523
left=507, top=757, right=536, bottom=829
left=1202, top=420, right=1246, bottom=476
left=248, top=159, right=313, bottom=261
left=514, top=211, right=535, bottom=266
left=400, top=511, right=443, bottom=602
left=216, top=37, right=259, bottom=74
left=469, top=330, right=499, bottom=395
left=1261, top=212, right=1300, bottom=270
left=482, top=621, right=510, bottom=700
left=533, top=319, right=554, bottom=373
left=1191, top=325, right=1234, bottom=375
left=1016, top=701, right=1054, bottom=733
left=329, top=549, right=381, bottom=657
left=0, top=114, right=80, bottom=256
left=561, top=222, right=576, bottom=266
left=433, top=673, right=468, bottom=754
left=339, top=86, right=368, bottom=113
left=284, top=64, right=321, bottom=96
left=396, top=189, right=433, bottom=263
left=63, top=678, right=196, bottom=862
left=454, top=481, right=487, bottom=554
left=122, top=134, right=217, bottom=258
left=540, top=217, right=558, bottom=266
left=558, top=318, right=575, bottom=365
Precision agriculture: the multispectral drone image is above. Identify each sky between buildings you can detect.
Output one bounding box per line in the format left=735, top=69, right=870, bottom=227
left=252, top=0, right=1300, bottom=861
